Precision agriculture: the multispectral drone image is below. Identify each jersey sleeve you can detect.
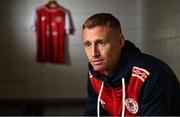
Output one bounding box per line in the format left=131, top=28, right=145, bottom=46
left=65, top=11, right=74, bottom=35
left=31, top=10, right=37, bottom=32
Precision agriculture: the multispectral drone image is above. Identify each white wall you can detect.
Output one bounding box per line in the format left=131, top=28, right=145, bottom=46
left=0, top=0, right=141, bottom=99
left=141, top=0, right=180, bottom=81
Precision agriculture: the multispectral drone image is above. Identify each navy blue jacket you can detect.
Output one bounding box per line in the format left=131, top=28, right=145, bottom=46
left=84, top=40, right=180, bottom=116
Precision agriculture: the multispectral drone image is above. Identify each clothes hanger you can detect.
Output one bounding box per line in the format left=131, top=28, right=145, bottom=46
left=47, top=0, right=59, bottom=8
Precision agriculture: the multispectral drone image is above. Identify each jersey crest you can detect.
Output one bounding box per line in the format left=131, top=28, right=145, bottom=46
left=56, top=16, right=62, bottom=23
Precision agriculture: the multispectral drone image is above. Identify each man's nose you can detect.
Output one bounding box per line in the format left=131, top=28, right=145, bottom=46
left=91, top=45, right=100, bottom=57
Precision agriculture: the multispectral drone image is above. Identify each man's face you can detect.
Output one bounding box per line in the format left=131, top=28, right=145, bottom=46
left=82, top=26, right=124, bottom=74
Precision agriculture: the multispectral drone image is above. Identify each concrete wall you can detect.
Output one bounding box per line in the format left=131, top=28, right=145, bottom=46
left=141, top=0, right=180, bottom=81
left=0, top=0, right=141, bottom=99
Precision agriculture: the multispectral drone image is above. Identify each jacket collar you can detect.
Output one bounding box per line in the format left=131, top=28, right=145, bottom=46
left=89, top=40, right=141, bottom=87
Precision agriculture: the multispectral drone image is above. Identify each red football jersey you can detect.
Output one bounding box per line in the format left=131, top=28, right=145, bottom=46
left=34, top=4, right=73, bottom=64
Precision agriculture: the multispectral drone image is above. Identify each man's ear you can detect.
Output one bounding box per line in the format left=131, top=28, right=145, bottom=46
left=119, top=34, right=125, bottom=48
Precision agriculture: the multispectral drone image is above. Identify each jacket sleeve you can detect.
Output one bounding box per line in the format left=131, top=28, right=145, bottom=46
left=84, top=76, right=98, bottom=116
left=84, top=76, right=110, bottom=116
left=139, top=68, right=180, bottom=116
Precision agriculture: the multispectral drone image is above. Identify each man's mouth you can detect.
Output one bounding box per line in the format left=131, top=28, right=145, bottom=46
left=91, top=60, right=103, bottom=65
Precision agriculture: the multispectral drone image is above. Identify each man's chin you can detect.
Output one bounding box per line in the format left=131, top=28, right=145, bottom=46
left=93, top=66, right=104, bottom=72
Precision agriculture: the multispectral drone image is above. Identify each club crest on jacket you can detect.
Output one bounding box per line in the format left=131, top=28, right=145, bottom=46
left=125, top=98, right=139, bottom=114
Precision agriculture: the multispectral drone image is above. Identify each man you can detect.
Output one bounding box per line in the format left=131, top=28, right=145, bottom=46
left=82, top=13, right=180, bottom=116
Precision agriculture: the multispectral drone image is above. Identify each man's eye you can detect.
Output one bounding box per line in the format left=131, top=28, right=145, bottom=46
left=99, top=41, right=105, bottom=46
left=84, top=43, right=91, bottom=48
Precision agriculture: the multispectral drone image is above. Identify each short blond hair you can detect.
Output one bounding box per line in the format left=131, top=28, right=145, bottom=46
left=82, top=13, right=122, bottom=33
